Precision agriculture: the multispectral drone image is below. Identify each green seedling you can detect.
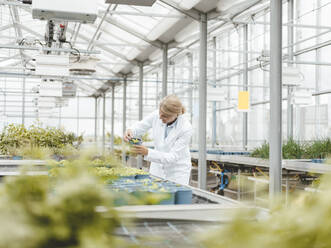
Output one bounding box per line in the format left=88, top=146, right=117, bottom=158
left=129, top=137, right=142, bottom=145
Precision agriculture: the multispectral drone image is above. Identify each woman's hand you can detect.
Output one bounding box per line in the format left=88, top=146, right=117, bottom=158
left=124, top=129, right=133, bottom=142
left=132, top=145, right=148, bottom=156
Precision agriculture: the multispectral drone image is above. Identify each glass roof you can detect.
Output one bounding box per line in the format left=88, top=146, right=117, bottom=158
left=0, top=0, right=270, bottom=97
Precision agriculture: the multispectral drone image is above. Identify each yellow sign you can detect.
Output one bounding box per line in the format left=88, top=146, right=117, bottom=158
left=238, top=91, right=250, bottom=111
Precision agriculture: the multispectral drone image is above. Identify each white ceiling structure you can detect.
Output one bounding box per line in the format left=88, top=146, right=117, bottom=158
left=0, top=0, right=269, bottom=96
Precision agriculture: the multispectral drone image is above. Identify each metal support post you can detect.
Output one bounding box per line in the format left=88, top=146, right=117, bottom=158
left=102, top=93, right=106, bottom=152
left=122, top=77, right=127, bottom=164
left=162, top=44, right=168, bottom=98
left=315, top=0, right=321, bottom=137
left=94, top=97, right=98, bottom=143
left=155, top=73, right=159, bottom=108
left=287, top=86, right=293, bottom=139
left=198, top=13, right=208, bottom=190
left=243, top=24, right=248, bottom=151
left=212, top=36, right=217, bottom=148
left=22, top=76, right=25, bottom=125
left=269, top=0, right=283, bottom=204
left=187, top=53, right=193, bottom=123
left=138, top=63, right=144, bottom=169
left=111, top=84, right=115, bottom=152
left=287, top=0, right=294, bottom=139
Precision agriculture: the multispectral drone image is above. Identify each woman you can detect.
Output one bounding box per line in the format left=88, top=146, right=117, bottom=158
left=124, top=95, right=193, bottom=185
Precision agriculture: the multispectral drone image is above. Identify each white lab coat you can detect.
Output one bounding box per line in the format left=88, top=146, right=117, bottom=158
left=131, top=110, right=193, bottom=185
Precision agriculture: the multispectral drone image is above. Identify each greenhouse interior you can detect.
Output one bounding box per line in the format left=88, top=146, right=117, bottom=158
left=0, top=0, right=331, bottom=247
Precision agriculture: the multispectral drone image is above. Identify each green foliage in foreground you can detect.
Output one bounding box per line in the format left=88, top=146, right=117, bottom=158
left=251, top=138, right=331, bottom=159
left=0, top=164, right=132, bottom=248
left=198, top=175, right=331, bottom=248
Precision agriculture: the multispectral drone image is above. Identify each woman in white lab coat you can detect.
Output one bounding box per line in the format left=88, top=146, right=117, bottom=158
left=124, top=95, right=193, bottom=185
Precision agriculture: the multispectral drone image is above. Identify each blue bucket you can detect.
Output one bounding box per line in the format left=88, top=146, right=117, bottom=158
left=174, top=187, right=192, bottom=204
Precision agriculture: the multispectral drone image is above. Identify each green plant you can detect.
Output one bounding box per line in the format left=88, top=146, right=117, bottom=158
left=18, top=145, right=52, bottom=160
left=282, top=138, right=304, bottom=159
left=303, top=138, right=331, bottom=159
left=251, top=139, right=331, bottom=159
left=250, top=142, right=269, bottom=159
left=0, top=124, right=82, bottom=158
left=0, top=164, right=125, bottom=248
left=198, top=175, right=331, bottom=248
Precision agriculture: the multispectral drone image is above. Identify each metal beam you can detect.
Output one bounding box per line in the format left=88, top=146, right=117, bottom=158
left=207, top=0, right=263, bottom=20
left=9, top=6, right=22, bottom=37
left=0, top=24, right=13, bottom=33
left=104, top=16, right=163, bottom=49
left=158, top=0, right=200, bottom=21
left=312, top=89, right=331, bottom=96
left=18, top=23, right=43, bottom=39
left=216, top=97, right=289, bottom=112
left=0, top=71, right=122, bottom=81
left=269, top=0, right=282, bottom=204
left=88, top=4, right=113, bottom=51
left=72, top=23, right=81, bottom=46
left=99, top=10, right=183, bottom=18
left=217, top=20, right=331, bottom=31
left=9, top=5, right=26, bottom=68
left=216, top=36, right=331, bottom=85
left=69, top=27, right=133, bottom=63
left=198, top=13, right=207, bottom=190
left=0, top=44, right=100, bottom=54
left=0, top=53, right=20, bottom=63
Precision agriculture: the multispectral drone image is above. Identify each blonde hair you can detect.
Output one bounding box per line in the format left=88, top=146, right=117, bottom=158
left=159, top=94, right=186, bottom=116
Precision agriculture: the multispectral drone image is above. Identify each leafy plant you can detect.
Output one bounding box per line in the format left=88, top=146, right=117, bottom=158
left=282, top=138, right=304, bottom=159
left=198, top=175, right=331, bottom=248
left=18, top=145, right=52, bottom=160
left=0, top=124, right=83, bottom=158
left=303, top=138, right=331, bottom=159
left=250, top=142, right=269, bottom=159
left=0, top=164, right=125, bottom=248
left=251, top=138, right=331, bottom=159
